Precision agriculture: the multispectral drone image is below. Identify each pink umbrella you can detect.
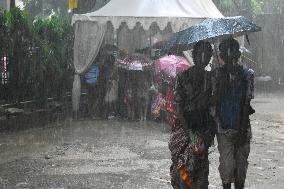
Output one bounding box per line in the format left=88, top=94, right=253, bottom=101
left=155, top=55, right=192, bottom=79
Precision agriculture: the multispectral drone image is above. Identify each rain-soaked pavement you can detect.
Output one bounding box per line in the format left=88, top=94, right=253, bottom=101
left=0, top=92, right=284, bottom=189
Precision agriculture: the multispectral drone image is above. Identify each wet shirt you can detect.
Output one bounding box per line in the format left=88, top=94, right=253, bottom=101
left=174, top=67, right=212, bottom=114
left=216, top=65, right=254, bottom=131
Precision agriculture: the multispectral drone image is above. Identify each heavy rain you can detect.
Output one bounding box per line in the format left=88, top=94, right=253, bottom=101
left=0, top=0, right=283, bottom=188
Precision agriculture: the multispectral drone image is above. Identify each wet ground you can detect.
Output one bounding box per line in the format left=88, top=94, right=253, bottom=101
left=0, top=92, right=284, bottom=189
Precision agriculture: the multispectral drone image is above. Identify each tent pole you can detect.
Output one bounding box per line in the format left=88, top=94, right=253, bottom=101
left=115, top=28, right=118, bottom=48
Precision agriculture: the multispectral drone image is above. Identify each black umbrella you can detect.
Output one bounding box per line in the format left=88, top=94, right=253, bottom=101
left=164, top=16, right=261, bottom=53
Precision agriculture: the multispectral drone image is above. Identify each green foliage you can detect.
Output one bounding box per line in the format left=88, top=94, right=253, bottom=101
left=250, top=0, right=264, bottom=14
left=214, top=0, right=283, bottom=15
left=22, top=0, right=111, bottom=18
left=0, top=8, right=74, bottom=105
left=31, top=16, right=74, bottom=102
left=22, top=0, right=69, bottom=18
left=2, top=7, right=34, bottom=103
left=22, top=0, right=96, bottom=18
left=0, top=9, right=7, bottom=55
left=213, top=0, right=260, bottom=16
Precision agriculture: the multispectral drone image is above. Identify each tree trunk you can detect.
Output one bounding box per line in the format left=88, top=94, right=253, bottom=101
left=10, top=0, right=16, bottom=9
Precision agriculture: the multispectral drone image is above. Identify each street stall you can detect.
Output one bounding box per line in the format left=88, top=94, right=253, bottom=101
left=71, top=0, right=223, bottom=118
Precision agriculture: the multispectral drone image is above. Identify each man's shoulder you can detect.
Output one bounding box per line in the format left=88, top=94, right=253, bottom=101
left=243, top=66, right=254, bottom=75
left=240, top=66, right=254, bottom=79
left=177, top=67, right=192, bottom=80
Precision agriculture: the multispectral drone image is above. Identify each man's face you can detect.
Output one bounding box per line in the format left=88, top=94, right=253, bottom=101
left=195, top=48, right=213, bottom=68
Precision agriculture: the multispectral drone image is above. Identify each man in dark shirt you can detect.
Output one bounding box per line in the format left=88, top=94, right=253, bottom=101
left=172, top=41, right=215, bottom=189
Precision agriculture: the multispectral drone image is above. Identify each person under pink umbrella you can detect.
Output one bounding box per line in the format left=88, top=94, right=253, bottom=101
left=151, top=55, right=192, bottom=122
left=155, top=55, right=192, bottom=80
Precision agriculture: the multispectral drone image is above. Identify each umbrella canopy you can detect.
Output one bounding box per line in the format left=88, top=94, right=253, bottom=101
left=155, top=55, right=192, bottom=79
left=115, top=53, right=153, bottom=71
left=164, top=16, right=261, bottom=53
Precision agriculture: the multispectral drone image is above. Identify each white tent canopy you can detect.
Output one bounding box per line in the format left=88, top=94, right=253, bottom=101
left=72, top=0, right=223, bottom=31
left=71, top=0, right=223, bottom=112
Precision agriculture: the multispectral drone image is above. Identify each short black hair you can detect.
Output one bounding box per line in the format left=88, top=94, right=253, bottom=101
left=192, top=41, right=213, bottom=60
left=219, top=37, right=241, bottom=60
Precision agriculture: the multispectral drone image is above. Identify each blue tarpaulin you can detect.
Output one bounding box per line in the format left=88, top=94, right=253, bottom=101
left=85, top=64, right=99, bottom=84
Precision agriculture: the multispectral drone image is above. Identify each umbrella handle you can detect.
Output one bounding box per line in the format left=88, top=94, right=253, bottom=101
left=213, top=43, right=221, bottom=67
left=245, top=34, right=250, bottom=46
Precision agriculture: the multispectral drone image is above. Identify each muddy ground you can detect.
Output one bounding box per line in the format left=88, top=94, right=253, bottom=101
left=0, top=92, right=283, bottom=189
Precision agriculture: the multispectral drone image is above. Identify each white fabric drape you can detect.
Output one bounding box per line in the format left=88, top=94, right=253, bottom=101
left=72, top=21, right=106, bottom=111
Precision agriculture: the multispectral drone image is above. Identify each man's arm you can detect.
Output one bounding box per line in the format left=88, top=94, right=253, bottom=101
left=176, top=103, right=188, bottom=131
left=174, top=76, right=189, bottom=132
left=240, top=68, right=255, bottom=129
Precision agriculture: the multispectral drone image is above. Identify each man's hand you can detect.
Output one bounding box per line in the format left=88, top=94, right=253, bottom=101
left=237, top=129, right=249, bottom=145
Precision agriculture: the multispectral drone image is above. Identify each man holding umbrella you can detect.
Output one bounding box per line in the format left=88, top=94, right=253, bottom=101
left=214, top=37, right=255, bottom=189
left=170, top=41, right=216, bottom=189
